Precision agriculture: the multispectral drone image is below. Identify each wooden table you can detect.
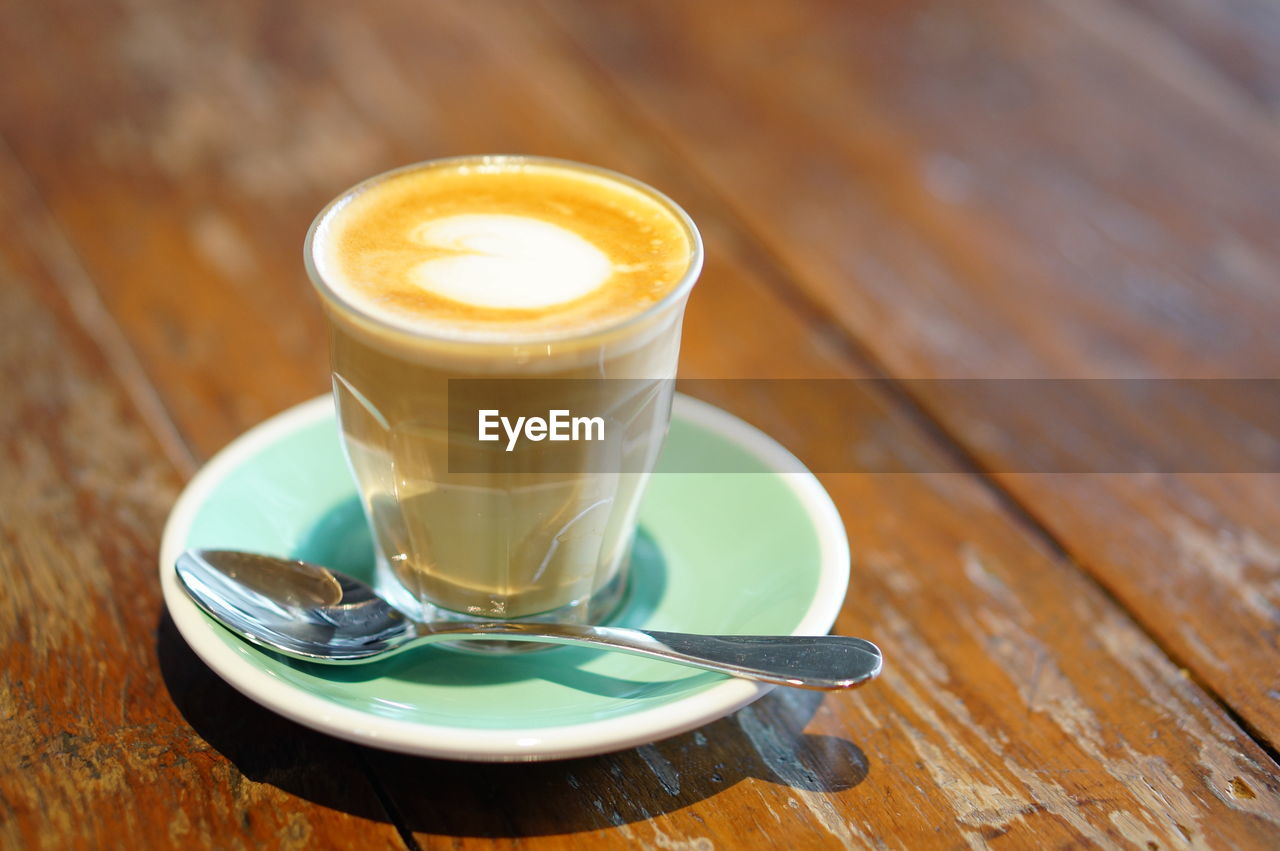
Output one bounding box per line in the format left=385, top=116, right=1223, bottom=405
left=3, top=1, right=1279, bottom=847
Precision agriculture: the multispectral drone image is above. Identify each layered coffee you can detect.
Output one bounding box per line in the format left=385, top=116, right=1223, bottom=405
left=307, top=156, right=699, bottom=623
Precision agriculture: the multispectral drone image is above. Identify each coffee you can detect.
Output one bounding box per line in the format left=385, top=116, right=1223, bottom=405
left=306, top=156, right=700, bottom=623
left=314, top=158, right=692, bottom=340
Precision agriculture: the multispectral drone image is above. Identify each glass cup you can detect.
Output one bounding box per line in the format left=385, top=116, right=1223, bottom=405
left=304, top=156, right=702, bottom=641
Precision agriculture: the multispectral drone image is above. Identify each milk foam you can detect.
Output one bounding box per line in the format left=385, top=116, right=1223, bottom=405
left=312, top=157, right=696, bottom=341
left=409, top=214, right=612, bottom=310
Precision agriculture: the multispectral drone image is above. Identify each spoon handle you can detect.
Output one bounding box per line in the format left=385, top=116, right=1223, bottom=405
left=637, top=631, right=882, bottom=689
left=418, top=622, right=883, bottom=690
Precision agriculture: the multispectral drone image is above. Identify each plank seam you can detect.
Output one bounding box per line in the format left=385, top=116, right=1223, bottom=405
left=354, top=747, right=424, bottom=851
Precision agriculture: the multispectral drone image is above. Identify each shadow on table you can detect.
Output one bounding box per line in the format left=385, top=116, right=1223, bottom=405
left=158, top=613, right=871, bottom=837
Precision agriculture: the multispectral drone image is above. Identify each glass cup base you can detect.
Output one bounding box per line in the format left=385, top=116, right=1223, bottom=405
left=373, top=553, right=631, bottom=654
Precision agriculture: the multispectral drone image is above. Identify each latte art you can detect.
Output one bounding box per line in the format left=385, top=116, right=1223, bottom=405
left=312, top=158, right=694, bottom=340
left=409, top=214, right=612, bottom=310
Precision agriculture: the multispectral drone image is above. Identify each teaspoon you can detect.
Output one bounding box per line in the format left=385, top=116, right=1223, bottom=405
left=175, top=549, right=882, bottom=690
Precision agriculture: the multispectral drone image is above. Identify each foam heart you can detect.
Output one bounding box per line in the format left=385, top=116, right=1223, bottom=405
left=409, top=214, right=612, bottom=310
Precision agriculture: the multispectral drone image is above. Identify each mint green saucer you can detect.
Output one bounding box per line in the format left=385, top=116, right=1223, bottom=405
left=160, top=394, right=849, bottom=761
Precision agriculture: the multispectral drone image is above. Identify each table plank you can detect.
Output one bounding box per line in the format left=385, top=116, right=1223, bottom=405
left=0, top=148, right=406, bottom=849
left=3, top=0, right=1280, bottom=848
left=1109, top=0, right=1280, bottom=114
left=539, top=0, right=1280, bottom=745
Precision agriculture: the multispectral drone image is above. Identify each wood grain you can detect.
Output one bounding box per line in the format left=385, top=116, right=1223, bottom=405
left=538, top=0, right=1280, bottom=746
left=2, top=0, right=1279, bottom=848
left=0, top=147, right=404, bottom=849
left=1112, top=0, right=1280, bottom=116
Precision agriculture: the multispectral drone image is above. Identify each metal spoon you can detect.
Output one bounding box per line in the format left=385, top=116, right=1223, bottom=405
left=175, top=549, right=882, bottom=690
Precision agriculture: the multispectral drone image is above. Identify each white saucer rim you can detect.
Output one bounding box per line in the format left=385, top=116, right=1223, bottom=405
left=159, top=393, right=850, bottom=762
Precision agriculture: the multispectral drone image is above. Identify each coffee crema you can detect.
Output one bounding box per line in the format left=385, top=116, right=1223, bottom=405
left=312, top=157, right=695, bottom=340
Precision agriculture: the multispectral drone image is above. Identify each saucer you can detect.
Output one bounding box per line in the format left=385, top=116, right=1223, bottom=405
left=160, top=394, right=849, bottom=761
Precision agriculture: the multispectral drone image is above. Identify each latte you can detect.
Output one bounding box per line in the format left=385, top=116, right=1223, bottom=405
left=311, top=157, right=694, bottom=341
left=306, top=156, right=701, bottom=625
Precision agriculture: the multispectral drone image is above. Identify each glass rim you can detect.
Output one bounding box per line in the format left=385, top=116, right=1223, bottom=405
left=303, top=154, right=705, bottom=346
